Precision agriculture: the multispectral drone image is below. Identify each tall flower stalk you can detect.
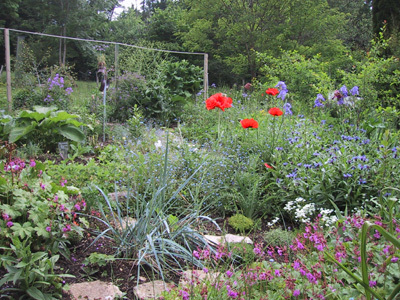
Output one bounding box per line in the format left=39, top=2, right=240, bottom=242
left=268, top=107, right=283, bottom=156
left=205, top=93, right=233, bottom=140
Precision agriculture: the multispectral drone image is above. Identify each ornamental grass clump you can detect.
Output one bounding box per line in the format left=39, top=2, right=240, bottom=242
left=87, top=134, right=220, bottom=282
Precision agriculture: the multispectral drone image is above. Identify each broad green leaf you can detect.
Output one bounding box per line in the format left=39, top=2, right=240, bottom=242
left=27, top=286, right=46, bottom=300
left=31, top=251, right=47, bottom=263
left=8, top=122, right=37, bottom=143
left=57, top=124, right=85, bottom=142
left=18, top=110, right=45, bottom=122
left=33, top=106, right=58, bottom=115
left=48, top=111, right=79, bottom=123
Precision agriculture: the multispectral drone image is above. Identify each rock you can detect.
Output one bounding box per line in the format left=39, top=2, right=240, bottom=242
left=68, top=280, right=123, bottom=300
left=107, top=191, right=128, bottom=202
left=111, top=216, right=137, bottom=231
left=133, top=280, right=174, bottom=300
left=224, top=234, right=253, bottom=244
left=179, top=269, right=221, bottom=286
left=204, top=234, right=253, bottom=245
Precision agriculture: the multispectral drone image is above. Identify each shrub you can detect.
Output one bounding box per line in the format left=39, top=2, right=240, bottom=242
left=228, top=214, right=254, bottom=233
left=263, top=227, right=295, bottom=248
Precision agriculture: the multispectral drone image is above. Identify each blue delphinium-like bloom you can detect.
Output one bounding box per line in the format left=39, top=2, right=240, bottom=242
left=314, top=94, right=325, bottom=108
left=350, top=86, right=359, bottom=96
left=276, top=81, right=288, bottom=100
left=275, top=81, right=287, bottom=91
left=283, top=102, right=293, bottom=115
left=340, top=85, right=349, bottom=97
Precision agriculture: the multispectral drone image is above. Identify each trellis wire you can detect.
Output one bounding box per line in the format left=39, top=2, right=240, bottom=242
left=1, top=27, right=209, bottom=140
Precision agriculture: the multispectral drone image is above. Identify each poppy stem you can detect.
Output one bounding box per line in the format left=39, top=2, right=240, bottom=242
left=218, top=109, right=221, bottom=140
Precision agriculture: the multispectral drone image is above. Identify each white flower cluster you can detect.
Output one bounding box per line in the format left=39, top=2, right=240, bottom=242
left=319, top=208, right=338, bottom=227
left=284, top=197, right=338, bottom=226
left=267, top=217, right=280, bottom=227
left=284, top=197, right=315, bottom=223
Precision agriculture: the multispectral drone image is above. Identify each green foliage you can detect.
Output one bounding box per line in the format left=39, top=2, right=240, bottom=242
left=126, top=105, right=145, bottom=138
left=339, top=29, right=400, bottom=110
left=0, top=106, right=87, bottom=152
left=109, top=72, right=147, bottom=121
left=263, top=228, right=295, bottom=248
left=110, top=57, right=202, bottom=123
left=0, top=237, right=74, bottom=299
left=13, top=88, right=45, bottom=110
left=257, top=50, right=333, bottom=107
left=0, top=159, right=85, bottom=252
left=228, top=214, right=254, bottom=233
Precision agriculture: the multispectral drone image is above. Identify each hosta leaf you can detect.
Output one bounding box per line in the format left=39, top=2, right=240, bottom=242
left=57, top=124, right=85, bottom=142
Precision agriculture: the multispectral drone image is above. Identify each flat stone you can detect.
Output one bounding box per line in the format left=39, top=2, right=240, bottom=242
left=68, top=280, right=123, bottom=300
left=133, top=280, right=174, bottom=300
left=224, top=234, right=253, bottom=244
left=204, top=234, right=253, bottom=245
left=179, top=269, right=221, bottom=286
left=111, top=216, right=137, bottom=231
left=107, top=191, right=128, bottom=201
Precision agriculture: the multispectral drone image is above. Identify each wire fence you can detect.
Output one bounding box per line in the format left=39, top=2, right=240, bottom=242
left=1, top=27, right=209, bottom=112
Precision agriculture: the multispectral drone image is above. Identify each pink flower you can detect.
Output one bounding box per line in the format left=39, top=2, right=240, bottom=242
left=74, top=204, right=81, bottom=211
left=193, top=250, right=200, bottom=259
left=369, top=280, right=377, bottom=287
left=226, top=270, right=233, bottom=278
left=46, top=226, right=51, bottom=232
left=178, top=290, right=189, bottom=300
left=29, top=159, right=36, bottom=167
left=40, top=182, right=45, bottom=190
left=6, top=221, right=13, bottom=227
left=293, top=289, right=301, bottom=297
left=62, top=224, right=71, bottom=232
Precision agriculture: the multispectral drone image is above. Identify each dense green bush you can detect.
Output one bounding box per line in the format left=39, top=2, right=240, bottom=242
left=110, top=59, right=202, bottom=123
left=228, top=213, right=254, bottom=233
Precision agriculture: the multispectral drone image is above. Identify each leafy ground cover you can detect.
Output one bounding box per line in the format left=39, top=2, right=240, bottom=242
left=0, top=75, right=399, bottom=299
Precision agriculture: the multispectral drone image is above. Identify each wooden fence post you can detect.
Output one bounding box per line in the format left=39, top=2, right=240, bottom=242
left=204, top=53, right=208, bottom=100
left=5, top=28, right=12, bottom=113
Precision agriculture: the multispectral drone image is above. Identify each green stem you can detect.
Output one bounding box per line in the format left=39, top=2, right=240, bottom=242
left=218, top=110, right=221, bottom=140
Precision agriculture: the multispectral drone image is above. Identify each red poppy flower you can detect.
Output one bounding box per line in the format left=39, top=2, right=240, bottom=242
left=266, top=88, right=279, bottom=96
left=240, top=118, right=259, bottom=129
left=264, top=163, right=273, bottom=169
left=268, top=107, right=283, bottom=116
left=206, top=93, right=233, bottom=111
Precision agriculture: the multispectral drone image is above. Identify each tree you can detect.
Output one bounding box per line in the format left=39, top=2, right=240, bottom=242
left=372, top=0, right=400, bottom=37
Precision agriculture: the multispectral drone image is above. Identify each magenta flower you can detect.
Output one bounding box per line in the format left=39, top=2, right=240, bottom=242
left=62, top=224, right=71, bottom=232
left=46, top=226, right=51, bottom=232
left=74, top=204, right=81, bottom=211
left=193, top=250, right=200, bottom=259
left=226, top=270, right=233, bottom=278
left=6, top=221, right=13, bottom=227
left=293, top=289, right=301, bottom=296
left=369, top=280, right=377, bottom=287
left=29, top=159, right=36, bottom=167
left=178, top=290, right=189, bottom=300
